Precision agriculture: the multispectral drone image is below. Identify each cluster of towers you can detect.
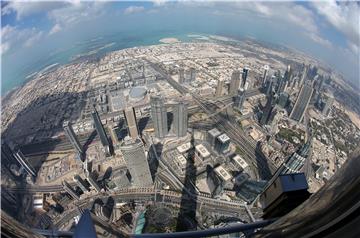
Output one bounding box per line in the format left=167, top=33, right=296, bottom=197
left=178, top=67, right=196, bottom=84
left=259, top=64, right=329, bottom=125
left=150, top=94, right=188, bottom=139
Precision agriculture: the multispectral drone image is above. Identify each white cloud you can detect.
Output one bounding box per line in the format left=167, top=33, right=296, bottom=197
left=2, top=1, right=68, bottom=20
left=47, top=2, right=107, bottom=29
left=1, top=42, right=11, bottom=55
left=124, top=6, right=145, bottom=15
left=49, top=24, right=62, bottom=35
left=1, top=25, right=44, bottom=54
left=24, top=31, right=44, bottom=47
left=311, top=1, right=360, bottom=54
left=306, top=32, right=333, bottom=48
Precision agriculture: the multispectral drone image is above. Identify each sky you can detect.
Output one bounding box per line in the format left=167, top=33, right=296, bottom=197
left=1, top=1, right=359, bottom=93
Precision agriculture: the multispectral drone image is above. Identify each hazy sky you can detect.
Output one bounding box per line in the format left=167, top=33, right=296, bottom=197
left=1, top=1, right=359, bottom=92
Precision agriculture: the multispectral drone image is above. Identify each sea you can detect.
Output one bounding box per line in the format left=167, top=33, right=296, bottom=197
left=1, top=32, right=211, bottom=96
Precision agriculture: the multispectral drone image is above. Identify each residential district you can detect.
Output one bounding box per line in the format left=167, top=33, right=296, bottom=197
left=1, top=36, right=360, bottom=237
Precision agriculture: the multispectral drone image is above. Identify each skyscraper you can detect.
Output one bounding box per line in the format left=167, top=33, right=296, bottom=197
left=241, top=67, right=249, bottom=88
left=74, top=174, right=90, bottom=193
left=263, top=65, right=270, bottom=85
left=91, top=106, right=111, bottom=154
left=63, top=121, right=84, bottom=155
left=322, top=96, right=334, bottom=117
left=62, top=180, right=80, bottom=200
left=278, top=92, right=289, bottom=108
left=189, top=68, right=196, bottom=82
left=229, top=70, right=241, bottom=95
left=14, top=149, right=36, bottom=177
left=207, top=128, right=222, bottom=148
left=233, top=88, right=245, bottom=111
left=120, top=137, right=153, bottom=187
left=290, top=81, right=314, bottom=122
left=150, top=94, right=168, bottom=139
left=260, top=95, right=274, bottom=126
left=123, top=107, right=139, bottom=139
left=215, top=79, right=224, bottom=97
left=85, top=170, right=101, bottom=192
left=173, top=101, right=188, bottom=137
left=178, top=68, right=185, bottom=84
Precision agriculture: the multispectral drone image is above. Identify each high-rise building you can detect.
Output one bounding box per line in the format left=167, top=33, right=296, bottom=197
left=263, top=65, right=270, bottom=85
left=234, top=88, right=246, bottom=111
left=150, top=94, right=168, bottom=139
left=91, top=106, right=111, bottom=154
left=207, top=128, right=221, bottom=148
left=62, top=181, right=80, bottom=200
left=215, top=79, right=225, bottom=97
left=322, top=96, right=334, bottom=117
left=13, top=149, right=36, bottom=177
left=85, top=170, right=101, bottom=192
left=173, top=101, right=188, bottom=137
left=215, top=134, right=231, bottom=154
left=229, top=70, right=241, bottom=95
left=74, top=175, right=90, bottom=193
left=241, top=67, right=249, bottom=88
left=63, top=121, right=84, bottom=155
left=278, top=92, right=289, bottom=108
left=265, top=79, right=273, bottom=96
left=266, top=138, right=312, bottom=189
left=260, top=95, right=274, bottom=126
left=123, top=107, right=139, bottom=139
left=189, top=68, right=196, bottom=82
left=290, top=81, right=314, bottom=122
left=120, top=137, right=153, bottom=187
left=299, top=65, right=307, bottom=87
left=178, top=68, right=185, bottom=84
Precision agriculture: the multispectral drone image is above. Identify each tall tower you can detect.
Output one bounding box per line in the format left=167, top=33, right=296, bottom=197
left=63, top=121, right=84, bottom=155
left=229, top=70, right=241, bottom=95
left=14, top=149, right=36, bottom=177
left=150, top=94, right=168, bottom=139
left=85, top=170, right=101, bottom=192
left=120, top=137, right=153, bottom=187
left=173, top=100, right=188, bottom=137
left=73, top=174, right=90, bottom=193
left=263, top=65, right=270, bottom=85
left=178, top=68, right=185, bottom=84
left=91, top=106, right=111, bottom=154
left=123, top=107, right=139, bottom=139
left=241, top=67, right=249, bottom=88
left=62, top=180, right=80, bottom=200
left=234, top=88, right=245, bottom=111
left=215, top=79, right=224, bottom=97
left=290, top=81, right=314, bottom=122
left=189, top=68, right=196, bottom=82
left=260, top=95, right=274, bottom=126
left=322, top=96, right=334, bottom=117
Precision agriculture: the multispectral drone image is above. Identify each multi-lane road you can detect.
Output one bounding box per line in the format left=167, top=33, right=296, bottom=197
left=149, top=61, right=275, bottom=179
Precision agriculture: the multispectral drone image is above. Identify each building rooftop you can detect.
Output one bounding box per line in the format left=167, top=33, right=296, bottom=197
left=214, top=165, right=232, bottom=182
left=232, top=155, right=249, bottom=169
left=195, top=144, right=211, bottom=158
left=217, top=133, right=230, bottom=143
left=208, top=128, right=221, bottom=137
left=177, top=142, right=192, bottom=154
left=176, top=154, right=187, bottom=167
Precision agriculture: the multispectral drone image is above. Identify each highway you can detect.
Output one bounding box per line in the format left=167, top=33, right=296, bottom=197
left=148, top=60, right=275, bottom=179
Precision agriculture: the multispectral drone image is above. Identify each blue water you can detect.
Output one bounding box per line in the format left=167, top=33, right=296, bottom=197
left=1, top=31, right=198, bottom=95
